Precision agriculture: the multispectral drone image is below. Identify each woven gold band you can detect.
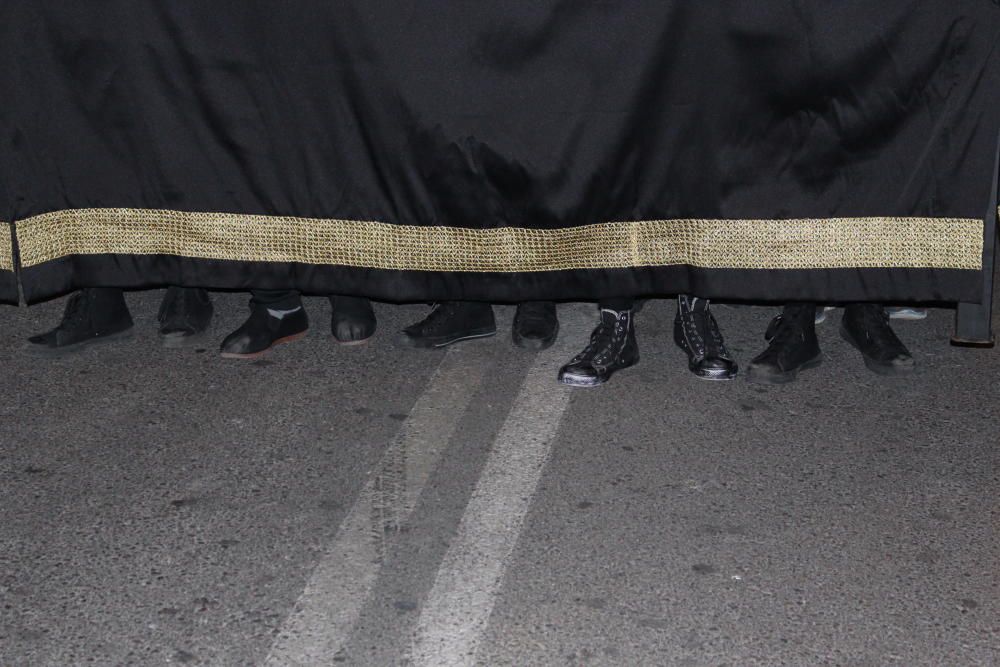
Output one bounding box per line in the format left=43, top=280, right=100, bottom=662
left=11, top=208, right=985, bottom=272
left=0, top=223, right=12, bottom=271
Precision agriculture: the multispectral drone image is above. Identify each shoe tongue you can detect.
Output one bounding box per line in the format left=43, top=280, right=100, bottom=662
left=686, top=296, right=709, bottom=312
left=599, top=308, right=620, bottom=323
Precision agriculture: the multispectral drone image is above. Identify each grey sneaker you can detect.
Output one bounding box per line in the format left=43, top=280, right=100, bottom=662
left=814, top=306, right=836, bottom=324
left=885, top=307, right=928, bottom=321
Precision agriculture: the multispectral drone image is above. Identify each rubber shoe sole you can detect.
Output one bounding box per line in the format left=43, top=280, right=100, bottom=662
left=558, top=356, right=637, bottom=388
left=746, top=355, right=822, bottom=385
left=220, top=330, right=308, bottom=359
left=334, top=335, right=374, bottom=347
left=692, top=365, right=738, bottom=381
left=839, top=326, right=915, bottom=376
left=25, top=327, right=135, bottom=358
left=159, top=329, right=210, bottom=349
left=557, top=370, right=608, bottom=388
left=399, top=327, right=496, bottom=349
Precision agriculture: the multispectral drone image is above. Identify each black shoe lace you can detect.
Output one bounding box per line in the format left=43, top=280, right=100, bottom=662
left=572, top=310, right=626, bottom=366
left=420, top=303, right=451, bottom=334
left=709, top=314, right=730, bottom=349
left=415, top=301, right=464, bottom=335
left=678, top=296, right=706, bottom=357
left=867, top=305, right=891, bottom=328
left=679, top=297, right=730, bottom=360
left=856, top=305, right=904, bottom=349
left=764, top=313, right=805, bottom=350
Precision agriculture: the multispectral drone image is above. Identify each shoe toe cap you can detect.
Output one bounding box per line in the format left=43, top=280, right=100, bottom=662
left=887, top=354, right=915, bottom=370
left=335, top=321, right=375, bottom=343
left=27, top=332, right=56, bottom=347
left=694, top=357, right=738, bottom=379
left=558, top=363, right=604, bottom=386
left=220, top=333, right=256, bottom=355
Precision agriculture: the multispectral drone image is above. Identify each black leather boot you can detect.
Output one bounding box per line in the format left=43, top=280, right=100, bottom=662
left=220, top=300, right=309, bottom=359
left=673, top=295, right=738, bottom=380
left=746, top=303, right=822, bottom=384
left=558, top=307, right=638, bottom=387
left=158, top=287, right=213, bottom=348
left=27, top=288, right=134, bottom=357
left=512, top=301, right=559, bottom=350
left=330, top=296, right=376, bottom=345
left=840, top=304, right=914, bottom=375
left=400, top=302, right=496, bottom=348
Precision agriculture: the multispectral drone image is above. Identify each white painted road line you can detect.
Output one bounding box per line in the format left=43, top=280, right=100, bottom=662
left=408, top=308, right=589, bottom=667
left=264, top=346, right=487, bottom=667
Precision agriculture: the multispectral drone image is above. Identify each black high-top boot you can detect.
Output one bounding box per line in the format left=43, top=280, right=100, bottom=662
left=512, top=301, right=559, bottom=350
left=746, top=303, right=821, bottom=384
left=157, top=287, right=213, bottom=348
left=840, top=303, right=915, bottom=376
left=558, top=307, right=638, bottom=387
left=673, top=295, right=738, bottom=380
left=400, top=302, right=496, bottom=348
left=330, top=296, right=376, bottom=345
left=27, top=288, right=134, bottom=357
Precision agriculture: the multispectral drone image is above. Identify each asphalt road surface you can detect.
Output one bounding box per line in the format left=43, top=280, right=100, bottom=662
left=1, top=289, right=997, bottom=666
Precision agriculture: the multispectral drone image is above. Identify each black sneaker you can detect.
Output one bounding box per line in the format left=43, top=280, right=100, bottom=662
left=330, top=296, right=376, bottom=345
left=27, top=288, right=134, bottom=357
left=840, top=304, right=915, bottom=376
left=673, top=295, right=738, bottom=381
left=158, top=287, right=213, bottom=348
left=220, top=302, right=309, bottom=359
left=400, top=302, right=496, bottom=348
left=558, top=308, right=638, bottom=387
left=746, top=303, right=821, bottom=384
left=512, top=301, right=559, bottom=350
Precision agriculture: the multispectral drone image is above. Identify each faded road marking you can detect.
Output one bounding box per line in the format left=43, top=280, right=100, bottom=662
left=408, top=308, right=589, bottom=666
left=265, top=346, right=486, bottom=666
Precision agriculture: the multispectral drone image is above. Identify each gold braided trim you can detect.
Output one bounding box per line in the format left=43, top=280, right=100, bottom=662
left=0, top=222, right=12, bottom=272
left=13, top=207, right=984, bottom=272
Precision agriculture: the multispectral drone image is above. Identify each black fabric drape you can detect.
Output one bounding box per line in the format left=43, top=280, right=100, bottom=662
left=0, top=173, right=15, bottom=302
left=2, top=2, right=998, bottom=304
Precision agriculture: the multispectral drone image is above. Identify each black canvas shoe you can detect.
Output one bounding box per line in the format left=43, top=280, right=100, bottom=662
left=840, top=304, right=915, bottom=376
left=512, top=301, right=559, bottom=350
left=27, top=288, right=134, bottom=357
left=673, top=295, right=738, bottom=380
left=157, top=287, right=213, bottom=348
left=400, top=302, right=496, bottom=348
left=558, top=308, right=638, bottom=387
left=746, top=303, right=822, bottom=384
left=330, top=296, right=376, bottom=345
left=220, top=302, right=308, bottom=359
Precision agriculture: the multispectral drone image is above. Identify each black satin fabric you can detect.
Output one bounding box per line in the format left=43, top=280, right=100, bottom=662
left=0, top=175, right=13, bottom=302
left=2, top=2, right=999, bottom=303
left=0, top=267, right=12, bottom=304
left=16, top=255, right=984, bottom=308
left=0, top=272, right=14, bottom=304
